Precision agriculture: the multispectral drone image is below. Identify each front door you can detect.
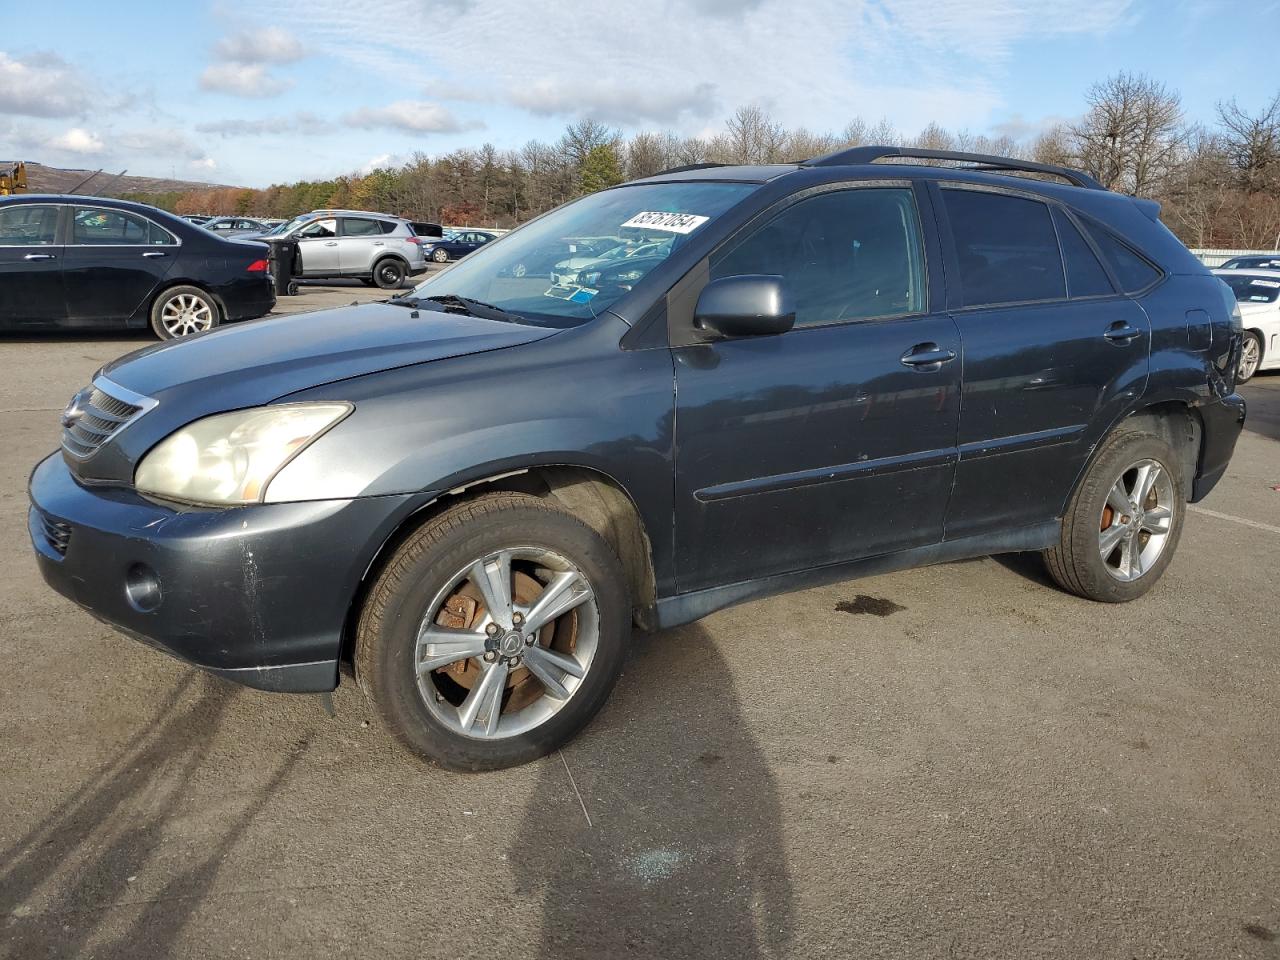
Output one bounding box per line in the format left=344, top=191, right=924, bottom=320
left=62, top=206, right=178, bottom=323
left=672, top=184, right=961, bottom=593
left=295, top=218, right=340, bottom=275
left=933, top=186, right=1151, bottom=538
left=0, top=203, right=64, bottom=327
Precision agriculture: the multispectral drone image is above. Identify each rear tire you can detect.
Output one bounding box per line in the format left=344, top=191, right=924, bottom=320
left=355, top=493, right=631, bottom=771
left=1239, top=331, right=1263, bottom=383
left=432, top=248, right=450, bottom=263
left=150, top=285, right=220, bottom=340
left=372, top=258, right=406, bottom=290
left=1043, top=428, right=1185, bottom=603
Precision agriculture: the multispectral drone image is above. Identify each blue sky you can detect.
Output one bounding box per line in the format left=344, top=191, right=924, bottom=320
left=1, top=0, right=1276, bottom=188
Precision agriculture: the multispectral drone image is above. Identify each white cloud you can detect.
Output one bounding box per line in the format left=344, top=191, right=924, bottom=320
left=343, top=100, right=474, bottom=134
left=0, top=51, right=91, bottom=118
left=48, top=127, right=103, bottom=154
left=199, top=62, right=292, bottom=98
left=195, top=111, right=330, bottom=137
left=214, top=26, right=305, bottom=64
left=511, top=80, right=718, bottom=126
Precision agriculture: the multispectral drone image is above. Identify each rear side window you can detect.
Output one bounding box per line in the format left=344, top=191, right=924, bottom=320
left=0, top=204, right=58, bottom=246
left=1053, top=208, right=1114, bottom=298
left=147, top=221, right=177, bottom=245
left=343, top=217, right=384, bottom=237
left=943, top=189, right=1066, bottom=307
left=1089, top=227, right=1162, bottom=293
left=711, top=187, right=927, bottom=327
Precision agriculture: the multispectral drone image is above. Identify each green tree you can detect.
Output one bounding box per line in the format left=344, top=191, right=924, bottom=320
left=579, top=143, right=624, bottom=194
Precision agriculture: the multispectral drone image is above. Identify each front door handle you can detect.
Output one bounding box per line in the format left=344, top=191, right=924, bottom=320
left=1103, top=321, right=1142, bottom=344
left=900, top=342, right=957, bottom=370
left=142, top=250, right=167, bottom=258
left=324, top=241, right=338, bottom=247
left=24, top=253, right=56, bottom=261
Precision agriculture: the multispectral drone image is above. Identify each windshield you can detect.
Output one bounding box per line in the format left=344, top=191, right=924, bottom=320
left=405, top=181, right=758, bottom=325
left=265, top=213, right=314, bottom=236
left=1221, top=274, right=1280, bottom=304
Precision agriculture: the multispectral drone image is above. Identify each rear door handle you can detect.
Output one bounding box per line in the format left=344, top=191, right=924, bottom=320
left=900, top=342, right=957, bottom=370
left=24, top=253, right=56, bottom=261
left=1103, top=321, right=1142, bottom=344
left=141, top=250, right=167, bottom=258
left=324, top=241, right=338, bottom=246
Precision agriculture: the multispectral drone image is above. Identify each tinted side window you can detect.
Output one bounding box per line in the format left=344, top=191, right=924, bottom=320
left=943, top=189, right=1066, bottom=307
left=0, top=204, right=58, bottom=246
left=711, top=188, right=927, bottom=327
left=343, top=217, right=382, bottom=237
left=379, top=220, right=398, bottom=235
left=1089, top=227, right=1161, bottom=293
left=1053, top=208, right=1114, bottom=298
left=147, top=221, right=177, bottom=245
left=72, top=208, right=150, bottom=245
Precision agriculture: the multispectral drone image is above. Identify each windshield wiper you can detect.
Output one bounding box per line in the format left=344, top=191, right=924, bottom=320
left=421, top=294, right=526, bottom=323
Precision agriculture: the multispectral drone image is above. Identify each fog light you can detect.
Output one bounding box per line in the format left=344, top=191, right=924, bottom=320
left=125, top=563, right=162, bottom=612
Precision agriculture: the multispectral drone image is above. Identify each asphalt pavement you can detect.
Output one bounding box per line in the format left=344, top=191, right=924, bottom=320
left=2, top=295, right=1278, bottom=959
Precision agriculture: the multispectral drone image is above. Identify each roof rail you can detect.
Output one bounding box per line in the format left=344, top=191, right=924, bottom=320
left=650, top=162, right=726, bottom=177
left=801, top=145, right=1103, bottom=190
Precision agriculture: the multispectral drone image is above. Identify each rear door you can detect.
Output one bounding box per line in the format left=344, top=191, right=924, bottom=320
left=63, top=206, right=178, bottom=323
left=337, top=216, right=386, bottom=273
left=0, top=202, right=64, bottom=327
left=295, top=217, right=340, bottom=275
left=672, top=183, right=961, bottom=591
left=933, top=185, right=1151, bottom=539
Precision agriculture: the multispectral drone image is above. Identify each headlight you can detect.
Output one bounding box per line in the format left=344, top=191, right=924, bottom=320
left=135, top=403, right=352, bottom=505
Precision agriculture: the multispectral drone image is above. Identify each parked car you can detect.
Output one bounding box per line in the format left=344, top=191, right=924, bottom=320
left=181, top=215, right=213, bottom=225
left=252, top=210, right=427, bottom=288
left=1218, top=255, right=1280, bottom=271
left=202, top=216, right=269, bottom=238
left=1213, top=268, right=1280, bottom=381
left=28, top=147, right=1245, bottom=771
left=550, top=237, right=674, bottom=286
left=0, top=194, right=274, bottom=339
left=422, top=229, right=497, bottom=263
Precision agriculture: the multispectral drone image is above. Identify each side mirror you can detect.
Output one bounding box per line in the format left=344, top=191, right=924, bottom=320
left=694, top=275, right=795, bottom=339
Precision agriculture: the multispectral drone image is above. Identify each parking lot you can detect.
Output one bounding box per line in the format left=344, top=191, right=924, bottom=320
left=1, top=289, right=1278, bottom=958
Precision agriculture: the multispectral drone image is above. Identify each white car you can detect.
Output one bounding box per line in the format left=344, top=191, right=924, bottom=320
left=1214, top=268, right=1280, bottom=382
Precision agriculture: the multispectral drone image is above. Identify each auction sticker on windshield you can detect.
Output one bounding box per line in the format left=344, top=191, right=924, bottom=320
left=620, top=211, right=710, bottom=234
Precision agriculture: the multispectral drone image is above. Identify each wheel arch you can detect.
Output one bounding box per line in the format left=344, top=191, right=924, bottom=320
left=371, top=252, right=410, bottom=274
left=339, top=462, right=658, bottom=675
left=147, top=279, right=227, bottom=323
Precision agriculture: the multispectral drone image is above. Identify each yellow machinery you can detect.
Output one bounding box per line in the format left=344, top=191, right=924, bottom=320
left=0, top=161, right=28, bottom=195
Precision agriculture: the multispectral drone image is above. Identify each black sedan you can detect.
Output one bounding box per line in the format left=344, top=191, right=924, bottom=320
left=421, top=229, right=498, bottom=263
left=0, top=195, right=275, bottom=339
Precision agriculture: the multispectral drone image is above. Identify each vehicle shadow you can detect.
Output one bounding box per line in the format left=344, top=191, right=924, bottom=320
left=0, top=671, right=306, bottom=958
left=507, top=623, right=795, bottom=960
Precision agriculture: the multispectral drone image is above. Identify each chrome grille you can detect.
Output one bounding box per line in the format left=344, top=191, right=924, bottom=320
left=38, top=511, right=72, bottom=556
left=61, top=379, right=154, bottom=459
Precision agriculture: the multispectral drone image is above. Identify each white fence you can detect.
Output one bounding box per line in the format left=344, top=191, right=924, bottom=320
left=1190, top=248, right=1280, bottom=267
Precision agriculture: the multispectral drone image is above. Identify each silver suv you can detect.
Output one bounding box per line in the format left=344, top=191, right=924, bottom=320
left=265, top=210, right=428, bottom=289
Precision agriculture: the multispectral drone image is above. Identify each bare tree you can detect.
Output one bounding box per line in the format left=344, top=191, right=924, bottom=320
left=724, top=105, right=786, bottom=163
left=1069, top=72, right=1187, bottom=195
left=1217, top=94, right=1280, bottom=193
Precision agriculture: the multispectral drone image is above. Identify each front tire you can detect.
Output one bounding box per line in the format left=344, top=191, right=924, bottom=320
left=1239, top=331, right=1263, bottom=383
left=1043, top=428, right=1185, bottom=602
left=372, top=258, right=406, bottom=290
left=150, top=285, right=220, bottom=340
left=355, top=493, right=631, bottom=771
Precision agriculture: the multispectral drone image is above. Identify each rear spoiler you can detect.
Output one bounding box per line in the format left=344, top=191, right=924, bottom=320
left=1133, top=197, right=1162, bottom=222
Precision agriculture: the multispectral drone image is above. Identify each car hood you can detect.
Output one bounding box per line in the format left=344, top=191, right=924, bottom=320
left=102, top=301, right=560, bottom=409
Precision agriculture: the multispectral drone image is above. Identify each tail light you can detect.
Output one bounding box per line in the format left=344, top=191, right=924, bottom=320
left=246, top=259, right=269, bottom=272
left=404, top=236, right=421, bottom=244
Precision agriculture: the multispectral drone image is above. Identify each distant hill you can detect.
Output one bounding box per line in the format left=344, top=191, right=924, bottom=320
left=21, top=162, right=240, bottom=197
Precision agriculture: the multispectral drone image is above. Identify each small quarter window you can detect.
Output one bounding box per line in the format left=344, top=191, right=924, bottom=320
left=1089, top=227, right=1162, bottom=293
left=1053, top=208, right=1114, bottom=298
left=711, top=187, right=927, bottom=327
left=943, top=189, right=1066, bottom=307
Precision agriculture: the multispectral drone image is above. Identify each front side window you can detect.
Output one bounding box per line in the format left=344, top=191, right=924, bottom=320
left=297, top=218, right=337, bottom=239
left=711, top=187, right=927, bottom=327
left=72, top=207, right=166, bottom=245
left=0, top=204, right=58, bottom=246
left=943, top=189, right=1066, bottom=307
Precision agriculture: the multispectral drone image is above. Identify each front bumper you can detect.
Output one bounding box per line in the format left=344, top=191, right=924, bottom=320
left=1192, top=392, right=1247, bottom=502
left=28, top=453, right=418, bottom=692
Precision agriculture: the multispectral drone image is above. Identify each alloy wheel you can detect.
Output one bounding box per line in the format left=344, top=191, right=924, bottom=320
left=414, top=546, right=599, bottom=739
left=1240, top=336, right=1262, bottom=381
left=1098, top=458, right=1175, bottom=582
left=160, top=293, right=215, bottom=337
